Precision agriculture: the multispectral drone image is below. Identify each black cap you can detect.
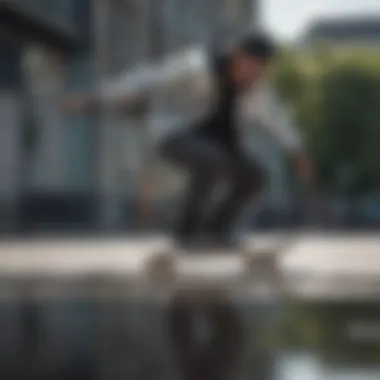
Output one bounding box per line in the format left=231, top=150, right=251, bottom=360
left=238, top=31, right=277, bottom=61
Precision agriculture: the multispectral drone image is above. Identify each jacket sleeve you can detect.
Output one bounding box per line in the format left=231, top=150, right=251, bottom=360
left=248, top=84, right=304, bottom=154
left=99, top=47, right=211, bottom=108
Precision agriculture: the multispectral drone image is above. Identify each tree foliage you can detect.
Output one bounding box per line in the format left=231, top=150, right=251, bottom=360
left=272, top=47, right=380, bottom=196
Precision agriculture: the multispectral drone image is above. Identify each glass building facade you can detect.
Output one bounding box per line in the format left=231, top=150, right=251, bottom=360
left=0, top=0, right=260, bottom=232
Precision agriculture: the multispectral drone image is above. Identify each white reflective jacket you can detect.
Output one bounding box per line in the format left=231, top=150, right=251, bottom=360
left=99, top=46, right=303, bottom=154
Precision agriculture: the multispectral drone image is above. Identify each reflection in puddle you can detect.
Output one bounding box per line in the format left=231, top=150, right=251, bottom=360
left=1, top=299, right=380, bottom=379
left=276, top=352, right=323, bottom=380
left=276, top=352, right=380, bottom=380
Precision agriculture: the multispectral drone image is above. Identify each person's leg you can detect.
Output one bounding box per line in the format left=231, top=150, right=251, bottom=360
left=166, top=295, right=200, bottom=380
left=166, top=292, right=247, bottom=380
left=160, top=132, right=230, bottom=242
left=174, top=170, right=215, bottom=241
left=199, top=296, right=247, bottom=380
left=206, top=154, right=265, bottom=242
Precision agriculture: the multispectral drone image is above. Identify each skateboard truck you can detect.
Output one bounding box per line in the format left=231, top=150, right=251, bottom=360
left=242, top=246, right=285, bottom=290
left=145, top=250, right=176, bottom=286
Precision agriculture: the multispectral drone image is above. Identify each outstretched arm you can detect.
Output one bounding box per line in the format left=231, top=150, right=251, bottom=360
left=63, top=47, right=210, bottom=113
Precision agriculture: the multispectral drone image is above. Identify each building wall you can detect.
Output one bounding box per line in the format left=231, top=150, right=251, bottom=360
left=0, top=1, right=97, bottom=231
left=160, top=0, right=255, bottom=52
left=1, top=0, right=291, bottom=232
left=18, top=1, right=96, bottom=196
left=22, top=46, right=66, bottom=193
left=302, top=36, right=380, bottom=51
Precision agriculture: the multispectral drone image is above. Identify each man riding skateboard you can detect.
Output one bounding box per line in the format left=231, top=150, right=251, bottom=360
left=64, top=30, right=312, bottom=249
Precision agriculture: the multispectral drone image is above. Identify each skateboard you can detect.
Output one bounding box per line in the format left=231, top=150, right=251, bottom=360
left=143, top=240, right=288, bottom=293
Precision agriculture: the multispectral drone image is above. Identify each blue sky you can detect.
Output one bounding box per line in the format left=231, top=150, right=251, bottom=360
left=261, top=0, right=380, bottom=40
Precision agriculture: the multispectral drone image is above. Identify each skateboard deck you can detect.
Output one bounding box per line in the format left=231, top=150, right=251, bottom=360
left=0, top=236, right=295, bottom=300
left=143, top=242, right=286, bottom=294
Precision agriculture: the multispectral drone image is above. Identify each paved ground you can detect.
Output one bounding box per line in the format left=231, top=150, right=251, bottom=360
left=0, top=233, right=379, bottom=299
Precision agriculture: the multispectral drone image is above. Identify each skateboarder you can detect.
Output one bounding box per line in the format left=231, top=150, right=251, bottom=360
left=159, top=33, right=311, bottom=247
left=63, top=31, right=312, bottom=248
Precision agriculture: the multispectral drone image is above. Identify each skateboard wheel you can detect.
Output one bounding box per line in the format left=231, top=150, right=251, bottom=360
left=146, top=251, right=176, bottom=284
left=244, top=249, right=279, bottom=278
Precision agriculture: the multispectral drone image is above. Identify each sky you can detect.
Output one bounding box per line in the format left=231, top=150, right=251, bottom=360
left=261, top=0, right=380, bottom=41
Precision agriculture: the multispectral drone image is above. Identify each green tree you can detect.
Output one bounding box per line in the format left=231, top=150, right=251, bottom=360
left=273, top=48, right=380, bottom=196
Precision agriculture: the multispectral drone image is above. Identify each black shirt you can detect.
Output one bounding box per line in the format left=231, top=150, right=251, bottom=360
left=194, top=52, right=240, bottom=152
